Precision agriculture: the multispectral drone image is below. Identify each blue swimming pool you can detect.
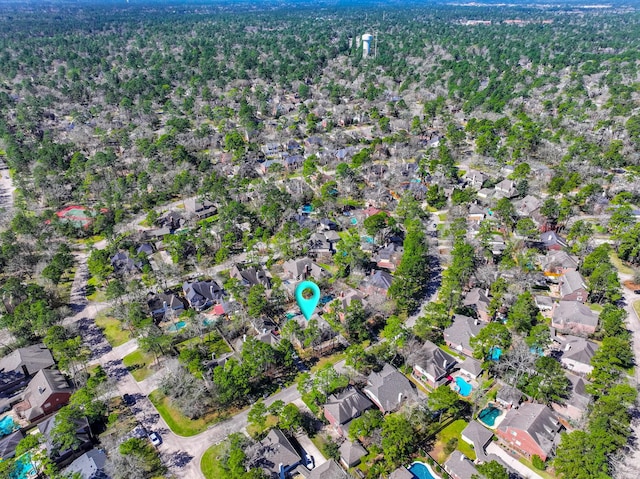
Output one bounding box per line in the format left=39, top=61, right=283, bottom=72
left=167, top=321, right=186, bottom=332
left=14, top=454, right=36, bottom=479
left=489, top=347, right=502, bottom=361
left=454, top=377, right=472, bottom=397
left=0, top=415, right=17, bottom=438
left=478, top=406, right=502, bottom=427
left=408, top=461, right=439, bottom=479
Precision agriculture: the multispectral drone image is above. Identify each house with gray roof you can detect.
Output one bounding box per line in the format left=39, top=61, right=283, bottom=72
left=462, top=421, right=493, bottom=460
left=411, top=341, right=457, bottom=388
left=444, top=315, right=487, bottom=357
left=15, top=369, right=73, bottom=422
left=147, top=292, right=185, bottom=320
left=309, top=459, right=349, bottom=479
left=540, top=231, right=568, bottom=251
left=494, top=179, right=517, bottom=198
left=445, top=451, right=480, bottom=479
left=496, top=384, right=523, bottom=409
left=373, top=243, right=403, bottom=271
left=184, top=198, right=217, bottom=219
left=0, top=343, right=54, bottom=395
left=459, top=357, right=483, bottom=379
left=515, top=195, right=543, bottom=217
left=360, top=270, right=394, bottom=297
left=551, top=301, right=599, bottom=336
left=363, top=363, right=416, bottom=413
left=463, top=169, right=487, bottom=189
left=282, top=257, right=328, bottom=282
left=252, top=429, right=303, bottom=478
left=543, top=251, right=579, bottom=275
left=557, top=335, right=599, bottom=374
left=552, top=372, right=592, bottom=422
left=339, top=440, right=367, bottom=468
left=39, top=413, right=92, bottom=466
left=558, top=271, right=588, bottom=303
left=0, top=431, right=24, bottom=459
left=63, top=448, right=109, bottom=479
left=388, top=466, right=413, bottom=479
left=324, top=387, right=373, bottom=437
left=182, top=280, right=225, bottom=311
left=230, top=264, right=272, bottom=289
left=463, top=289, right=491, bottom=322
left=496, top=403, right=562, bottom=461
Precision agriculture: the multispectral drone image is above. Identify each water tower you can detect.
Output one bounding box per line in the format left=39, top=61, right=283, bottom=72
left=362, top=33, right=373, bottom=58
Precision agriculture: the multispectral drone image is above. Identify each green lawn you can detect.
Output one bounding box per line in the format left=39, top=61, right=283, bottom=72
left=431, top=419, right=476, bottom=463
left=610, top=250, right=634, bottom=275
left=57, top=267, right=77, bottom=304
left=201, top=442, right=226, bottom=479
left=518, top=457, right=555, bottom=479
left=122, top=350, right=157, bottom=381
left=175, top=335, right=231, bottom=357
left=86, top=276, right=107, bottom=302
left=310, top=351, right=346, bottom=373
left=634, top=300, right=640, bottom=318
left=149, top=390, right=232, bottom=437
left=95, top=313, right=130, bottom=347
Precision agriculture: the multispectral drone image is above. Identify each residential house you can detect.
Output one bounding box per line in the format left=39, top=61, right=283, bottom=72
left=363, top=363, right=416, bottom=414
left=15, top=369, right=73, bottom=422
left=461, top=421, right=493, bottom=459
left=38, top=414, right=93, bottom=466
left=0, top=431, right=24, bottom=460
left=184, top=198, right=217, bottom=220
left=389, top=467, right=414, bottom=479
left=328, top=290, right=366, bottom=322
left=551, top=301, right=599, bottom=336
left=182, top=280, right=225, bottom=311
left=261, top=142, right=281, bottom=156
left=260, top=159, right=283, bottom=174
left=157, top=211, right=186, bottom=231
left=110, top=252, right=141, bottom=275
left=284, top=155, right=304, bottom=170
left=309, top=459, right=349, bottom=479
left=543, top=251, right=579, bottom=276
left=494, top=179, right=517, bottom=198
left=496, top=385, right=523, bottom=409
left=147, top=292, right=186, bottom=320
left=462, top=289, right=491, bottom=322
left=496, top=403, right=562, bottom=461
left=309, top=231, right=340, bottom=255
left=552, top=372, right=592, bottom=422
left=459, top=357, right=483, bottom=379
left=444, top=315, right=487, bottom=357
left=445, top=451, right=480, bottom=479
left=540, top=231, right=568, bottom=251
left=373, top=243, right=403, bottom=271
left=282, top=257, right=328, bottom=282
left=556, top=335, right=599, bottom=374
left=411, top=341, right=457, bottom=388
left=339, top=440, right=367, bottom=468
left=324, top=387, right=373, bottom=437
left=515, top=195, right=543, bottom=218
left=230, top=264, right=271, bottom=289
left=558, top=271, right=588, bottom=303
left=63, top=448, right=108, bottom=479
left=0, top=344, right=54, bottom=396
left=136, top=243, right=154, bottom=256
left=468, top=204, right=485, bottom=222
left=252, top=429, right=303, bottom=479
left=534, top=296, right=554, bottom=311
left=463, top=169, right=487, bottom=189
left=360, top=270, right=394, bottom=297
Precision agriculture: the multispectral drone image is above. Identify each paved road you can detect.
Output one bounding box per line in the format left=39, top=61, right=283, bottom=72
left=615, top=273, right=640, bottom=478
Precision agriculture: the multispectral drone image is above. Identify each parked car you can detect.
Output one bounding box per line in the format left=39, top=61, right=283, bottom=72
left=123, top=394, right=136, bottom=406
left=634, top=290, right=640, bottom=294
left=149, top=431, right=162, bottom=447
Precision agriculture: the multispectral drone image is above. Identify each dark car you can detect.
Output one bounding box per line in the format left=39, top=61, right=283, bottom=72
left=123, top=394, right=136, bottom=406
left=634, top=290, right=640, bottom=294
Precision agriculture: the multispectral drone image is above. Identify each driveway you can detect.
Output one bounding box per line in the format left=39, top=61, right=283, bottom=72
left=486, top=443, right=544, bottom=479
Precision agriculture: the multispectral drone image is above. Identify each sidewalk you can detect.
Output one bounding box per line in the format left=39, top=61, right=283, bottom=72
left=486, top=443, right=544, bottom=479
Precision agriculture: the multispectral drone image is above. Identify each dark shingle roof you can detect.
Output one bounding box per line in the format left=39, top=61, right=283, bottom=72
left=364, top=363, right=415, bottom=413
left=498, top=403, right=561, bottom=457
left=0, top=344, right=54, bottom=376
left=444, top=315, right=486, bottom=353
left=309, top=459, right=349, bottom=479
left=325, top=388, right=373, bottom=425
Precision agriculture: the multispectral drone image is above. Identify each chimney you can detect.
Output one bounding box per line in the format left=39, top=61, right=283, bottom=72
left=460, top=453, right=465, bottom=462
left=565, top=344, right=571, bottom=352
left=263, top=328, right=267, bottom=334
left=443, top=359, right=448, bottom=368
left=243, top=334, right=247, bottom=342
left=474, top=319, right=479, bottom=326
left=38, top=386, right=45, bottom=394
left=398, top=392, right=403, bottom=404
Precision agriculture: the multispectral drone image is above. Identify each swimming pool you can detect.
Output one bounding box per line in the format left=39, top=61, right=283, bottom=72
left=454, top=377, right=472, bottom=397
left=478, top=406, right=502, bottom=427
left=167, top=321, right=186, bottom=332
left=489, top=347, right=502, bottom=361
left=14, top=454, right=36, bottom=479
left=0, top=415, right=17, bottom=438
left=408, top=461, right=439, bottom=479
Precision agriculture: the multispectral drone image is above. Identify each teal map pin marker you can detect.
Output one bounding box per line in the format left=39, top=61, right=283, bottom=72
left=295, top=280, right=320, bottom=320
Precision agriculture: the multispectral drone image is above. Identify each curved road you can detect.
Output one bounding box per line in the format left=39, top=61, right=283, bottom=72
left=66, top=247, right=301, bottom=479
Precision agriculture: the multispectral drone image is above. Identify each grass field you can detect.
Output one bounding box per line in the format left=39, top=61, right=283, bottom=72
left=610, top=250, right=634, bottom=275
left=86, top=276, right=107, bottom=302
left=634, top=300, right=640, bottom=318
left=122, top=349, right=157, bottom=381
left=95, top=313, right=130, bottom=347
left=518, top=457, right=555, bottom=479
left=201, top=442, right=226, bottom=479
left=431, top=419, right=476, bottom=463
left=149, top=390, right=232, bottom=437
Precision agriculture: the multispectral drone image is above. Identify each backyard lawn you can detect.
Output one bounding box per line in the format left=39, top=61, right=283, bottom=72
left=634, top=300, right=640, bottom=318
left=149, top=390, right=234, bottom=437
left=86, top=276, right=107, bottom=302
left=201, top=442, right=226, bottom=479
left=122, top=349, right=157, bottom=381
left=431, top=419, right=476, bottom=463
left=95, top=313, right=130, bottom=347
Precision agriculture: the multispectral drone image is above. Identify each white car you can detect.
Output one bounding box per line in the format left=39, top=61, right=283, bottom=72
left=148, top=432, right=162, bottom=447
